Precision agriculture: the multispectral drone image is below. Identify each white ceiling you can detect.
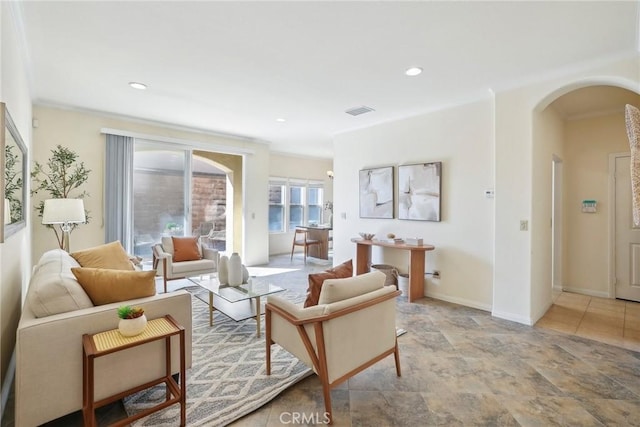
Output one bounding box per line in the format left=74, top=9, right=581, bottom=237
left=15, top=1, right=640, bottom=158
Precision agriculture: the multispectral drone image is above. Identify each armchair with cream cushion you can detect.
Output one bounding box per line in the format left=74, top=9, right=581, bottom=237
left=153, top=236, right=219, bottom=293
left=265, top=271, right=401, bottom=424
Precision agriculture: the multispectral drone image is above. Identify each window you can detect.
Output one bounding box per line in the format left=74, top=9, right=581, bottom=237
left=269, top=178, right=324, bottom=233
left=308, top=185, right=323, bottom=225
left=269, top=181, right=285, bottom=232
left=289, top=184, right=304, bottom=229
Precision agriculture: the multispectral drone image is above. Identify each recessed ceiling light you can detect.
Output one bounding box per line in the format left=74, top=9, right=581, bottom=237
left=276, top=118, right=286, bottom=123
left=405, top=67, right=423, bottom=77
left=129, top=82, right=147, bottom=90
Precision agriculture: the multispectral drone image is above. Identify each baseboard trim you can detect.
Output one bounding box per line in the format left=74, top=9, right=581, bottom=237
left=562, top=287, right=610, bottom=298
left=491, top=309, right=534, bottom=326
left=424, top=291, right=492, bottom=312
left=1, top=349, right=15, bottom=424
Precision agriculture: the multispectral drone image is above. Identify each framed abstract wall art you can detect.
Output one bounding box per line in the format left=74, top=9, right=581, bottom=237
left=398, top=162, right=441, bottom=221
left=359, top=166, right=394, bottom=219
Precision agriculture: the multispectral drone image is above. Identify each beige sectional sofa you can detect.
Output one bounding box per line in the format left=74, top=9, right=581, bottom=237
left=15, top=249, right=193, bottom=427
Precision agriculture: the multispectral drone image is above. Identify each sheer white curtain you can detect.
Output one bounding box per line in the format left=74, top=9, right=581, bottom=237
left=105, top=134, right=134, bottom=252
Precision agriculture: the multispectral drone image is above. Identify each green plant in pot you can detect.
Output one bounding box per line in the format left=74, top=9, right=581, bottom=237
left=117, top=305, right=147, bottom=337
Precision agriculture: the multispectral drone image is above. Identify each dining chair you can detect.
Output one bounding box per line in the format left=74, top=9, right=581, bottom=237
left=290, top=228, right=321, bottom=264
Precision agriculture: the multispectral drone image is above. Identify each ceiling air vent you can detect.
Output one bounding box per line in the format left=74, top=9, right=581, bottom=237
left=345, top=106, right=375, bottom=116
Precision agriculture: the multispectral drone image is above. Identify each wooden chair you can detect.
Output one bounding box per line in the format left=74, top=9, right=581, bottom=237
left=265, top=271, right=401, bottom=424
left=290, top=228, right=321, bottom=264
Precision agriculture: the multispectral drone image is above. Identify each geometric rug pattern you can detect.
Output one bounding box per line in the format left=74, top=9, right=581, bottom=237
left=124, top=289, right=312, bottom=426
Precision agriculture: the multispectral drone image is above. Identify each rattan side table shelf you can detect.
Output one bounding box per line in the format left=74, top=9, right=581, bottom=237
left=82, top=315, right=186, bottom=427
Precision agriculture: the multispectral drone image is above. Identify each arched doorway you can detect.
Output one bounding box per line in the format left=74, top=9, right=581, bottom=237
left=532, top=83, right=640, bottom=314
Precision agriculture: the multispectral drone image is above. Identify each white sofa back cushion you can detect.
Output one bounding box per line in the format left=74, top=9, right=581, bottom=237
left=27, top=249, right=94, bottom=318
left=318, top=270, right=386, bottom=305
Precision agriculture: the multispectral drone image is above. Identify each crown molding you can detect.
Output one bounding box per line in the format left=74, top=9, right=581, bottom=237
left=33, top=100, right=270, bottom=146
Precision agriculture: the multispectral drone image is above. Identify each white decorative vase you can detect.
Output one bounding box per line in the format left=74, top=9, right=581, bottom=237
left=218, top=255, right=229, bottom=285
left=242, top=264, right=249, bottom=284
left=118, top=314, right=147, bottom=337
left=228, top=252, right=243, bottom=286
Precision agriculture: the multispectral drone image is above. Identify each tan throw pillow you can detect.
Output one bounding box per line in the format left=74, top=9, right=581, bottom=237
left=70, top=241, right=134, bottom=271
left=71, top=267, right=157, bottom=305
left=172, top=236, right=201, bottom=262
left=304, top=259, right=353, bottom=307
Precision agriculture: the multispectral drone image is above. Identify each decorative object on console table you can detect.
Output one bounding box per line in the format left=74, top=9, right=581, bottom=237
left=398, top=162, right=441, bottom=221
left=116, top=305, right=147, bottom=337
left=228, top=252, right=243, bottom=286
left=405, top=237, right=423, bottom=246
left=359, top=166, right=394, bottom=219
left=218, top=255, right=229, bottom=285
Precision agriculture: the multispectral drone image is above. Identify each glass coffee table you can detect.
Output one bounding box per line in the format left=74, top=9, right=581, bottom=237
left=188, top=275, right=284, bottom=337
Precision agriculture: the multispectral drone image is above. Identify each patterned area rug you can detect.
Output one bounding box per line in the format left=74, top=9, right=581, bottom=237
left=124, top=288, right=312, bottom=426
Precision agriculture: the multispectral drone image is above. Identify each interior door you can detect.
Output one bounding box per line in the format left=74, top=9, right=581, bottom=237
left=615, top=155, right=640, bottom=301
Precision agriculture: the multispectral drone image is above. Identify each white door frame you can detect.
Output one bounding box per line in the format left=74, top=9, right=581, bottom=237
left=608, top=151, right=630, bottom=298
left=551, top=155, right=563, bottom=292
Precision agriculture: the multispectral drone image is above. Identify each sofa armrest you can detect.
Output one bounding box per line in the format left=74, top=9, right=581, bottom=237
left=202, top=247, right=219, bottom=268
left=16, top=290, right=192, bottom=427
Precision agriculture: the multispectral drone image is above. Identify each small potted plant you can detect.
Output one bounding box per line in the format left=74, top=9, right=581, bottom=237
left=117, top=305, right=147, bottom=337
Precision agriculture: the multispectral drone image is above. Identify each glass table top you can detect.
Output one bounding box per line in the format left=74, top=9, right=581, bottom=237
left=188, top=275, right=284, bottom=303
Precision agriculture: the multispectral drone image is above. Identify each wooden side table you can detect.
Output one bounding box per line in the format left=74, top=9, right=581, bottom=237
left=82, top=315, right=186, bottom=427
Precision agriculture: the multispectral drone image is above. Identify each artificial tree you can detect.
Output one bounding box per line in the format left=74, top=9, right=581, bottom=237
left=31, top=145, right=91, bottom=249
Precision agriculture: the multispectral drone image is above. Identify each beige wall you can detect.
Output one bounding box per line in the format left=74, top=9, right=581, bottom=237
left=0, top=2, right=33, bottom=412
left=334, top=98, right=495, bottom=310
left=31, top=106, right=271, bottom=265
left=531, top=105, right=565, bottom=317
left=563, top=112, right=630, bottom=295
left=268, top=153, right=333, bottom=255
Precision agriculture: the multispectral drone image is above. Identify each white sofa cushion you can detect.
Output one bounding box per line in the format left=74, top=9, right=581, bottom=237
left=317, top=270, right=385, bottom=305
left=27, top=249, right=94, bottom=318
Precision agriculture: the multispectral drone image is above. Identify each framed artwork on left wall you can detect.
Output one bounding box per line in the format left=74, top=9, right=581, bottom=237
left=359, top=166, right=394, bottom=219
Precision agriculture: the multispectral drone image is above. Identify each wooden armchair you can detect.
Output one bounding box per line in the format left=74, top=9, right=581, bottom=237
left=265, top=271, right=401, bottom=424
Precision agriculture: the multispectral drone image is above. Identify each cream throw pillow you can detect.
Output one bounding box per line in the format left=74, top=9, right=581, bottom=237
left=71, top=267, right=157, bottom=305
left=70, top=241, right=134, bottom=271
left=317, top=271, right=385, bottom=305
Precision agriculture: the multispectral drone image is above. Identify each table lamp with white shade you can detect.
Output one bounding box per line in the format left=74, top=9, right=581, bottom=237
left=42, top=198, right=86, bottom=252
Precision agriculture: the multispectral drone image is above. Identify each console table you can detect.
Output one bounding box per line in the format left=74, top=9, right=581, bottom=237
left=351, top=238, right=435, bottom=303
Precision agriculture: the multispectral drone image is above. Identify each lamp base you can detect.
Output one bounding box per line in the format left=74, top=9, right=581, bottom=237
left=62, top=230, right=71, bottom=252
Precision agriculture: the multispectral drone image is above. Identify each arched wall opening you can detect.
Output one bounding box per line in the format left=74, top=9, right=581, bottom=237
left=530, top=78, right=640, bottom=321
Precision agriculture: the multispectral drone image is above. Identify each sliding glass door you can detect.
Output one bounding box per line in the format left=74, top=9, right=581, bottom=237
left=132, top=142, right=190, bottom=260
left=131, top=141, right=230, bottom=262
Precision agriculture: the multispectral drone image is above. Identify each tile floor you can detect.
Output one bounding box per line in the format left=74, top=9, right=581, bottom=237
left=535, top=291, right=640, bottom=352
left=3, top=254, right=640, bottom=426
